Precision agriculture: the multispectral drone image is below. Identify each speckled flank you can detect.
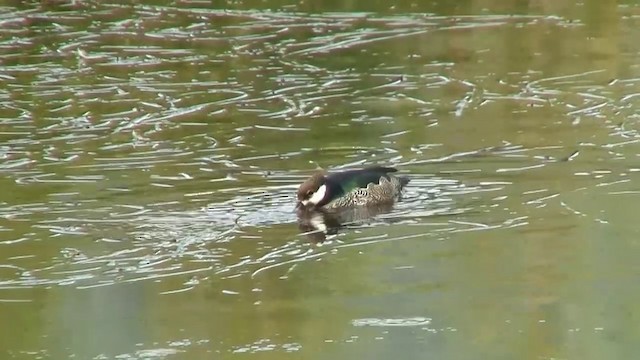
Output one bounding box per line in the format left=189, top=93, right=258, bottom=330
left=325, top=175, right=405, bottom=209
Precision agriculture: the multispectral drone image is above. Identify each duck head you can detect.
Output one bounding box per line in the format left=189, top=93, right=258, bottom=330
left=296, top=173, right=329, bottom=210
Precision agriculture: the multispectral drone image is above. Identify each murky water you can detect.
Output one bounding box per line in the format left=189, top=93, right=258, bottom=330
left=1, top=0, right=640, bottom=358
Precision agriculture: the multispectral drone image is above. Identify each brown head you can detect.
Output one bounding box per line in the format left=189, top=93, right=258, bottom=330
left=296, top=172, right=328, bottom=210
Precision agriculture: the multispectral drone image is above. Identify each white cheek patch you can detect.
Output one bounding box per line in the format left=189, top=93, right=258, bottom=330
left=308, top=184, right=327, bottom=205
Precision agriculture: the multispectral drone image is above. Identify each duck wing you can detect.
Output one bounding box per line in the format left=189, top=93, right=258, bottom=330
left=326, top=166, right=398, bottom=195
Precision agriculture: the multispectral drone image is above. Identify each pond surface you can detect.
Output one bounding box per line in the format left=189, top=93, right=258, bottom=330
left=1, top=0, right=640, bottom=358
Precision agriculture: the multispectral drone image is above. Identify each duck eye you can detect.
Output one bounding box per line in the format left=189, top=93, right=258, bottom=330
left=306, top=190, right=313, bottom=197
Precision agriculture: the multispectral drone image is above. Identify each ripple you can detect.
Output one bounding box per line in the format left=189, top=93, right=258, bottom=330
left=352, top=317, right=432, bottom=327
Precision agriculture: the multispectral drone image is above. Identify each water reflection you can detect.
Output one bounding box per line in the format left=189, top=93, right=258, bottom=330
left=297, top=203, right=396, bottom=243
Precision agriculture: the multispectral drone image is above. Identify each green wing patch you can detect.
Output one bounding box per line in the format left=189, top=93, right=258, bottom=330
left=331, top=167, right=396, bottom=195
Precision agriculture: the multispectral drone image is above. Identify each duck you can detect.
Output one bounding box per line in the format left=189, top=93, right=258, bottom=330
left=296, top=166, right=409, bottom=211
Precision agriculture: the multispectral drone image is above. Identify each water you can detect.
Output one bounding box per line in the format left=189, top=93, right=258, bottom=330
left=1, top=0, right=640, bottom=358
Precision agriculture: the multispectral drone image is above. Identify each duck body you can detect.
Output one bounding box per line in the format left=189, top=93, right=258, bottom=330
left=296, top=166, right=409, bottom=211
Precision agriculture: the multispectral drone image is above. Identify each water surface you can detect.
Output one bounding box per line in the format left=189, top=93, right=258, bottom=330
left=1, top=0, right=640, bottom=358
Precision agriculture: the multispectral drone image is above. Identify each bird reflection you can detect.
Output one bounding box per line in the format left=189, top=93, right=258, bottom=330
left=296, top=203, right=394, bottom=244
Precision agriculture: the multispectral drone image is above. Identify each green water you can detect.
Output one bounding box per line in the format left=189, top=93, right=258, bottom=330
left=1, top=0, right=639, bottom=358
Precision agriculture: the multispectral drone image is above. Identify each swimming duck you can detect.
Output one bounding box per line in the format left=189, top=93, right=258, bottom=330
left=296, top=166, right=409, bottom=211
